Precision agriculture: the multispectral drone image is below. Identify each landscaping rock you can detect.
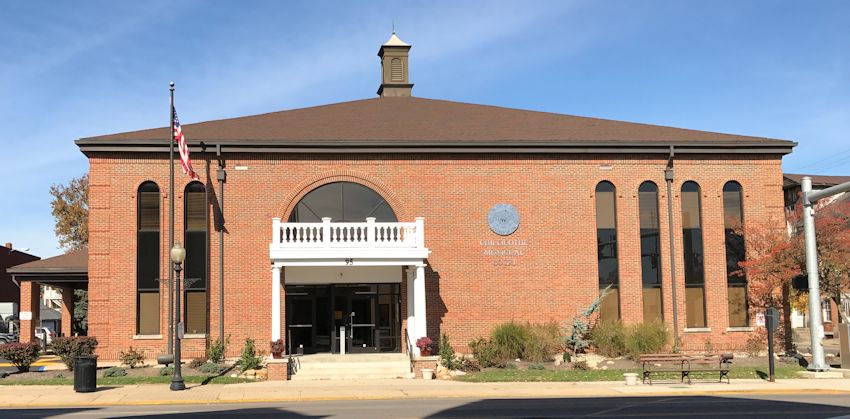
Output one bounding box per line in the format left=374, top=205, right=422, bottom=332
left=435, top=365, right=451, bottom=379
left=573, top=354, right=605, bottom=370
left=553, top=358, right=562, bottom=367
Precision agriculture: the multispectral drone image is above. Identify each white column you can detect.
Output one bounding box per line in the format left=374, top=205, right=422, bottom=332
left=406, top=267, right=416, bottom=347
left=414, top=264, right=427, bottom=345
left=271, top=265, right=282, bottom=341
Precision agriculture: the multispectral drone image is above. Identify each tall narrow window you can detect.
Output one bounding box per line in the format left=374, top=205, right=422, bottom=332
left=681, top=181, right=706, bottom=328
left=137, top=182, right=160, bottom=335
left=595, top=181, right=620, bottom=322
left=184, top=182, right=208, bottom=334
left=639, top=182, right=663, bottom=322
left=724, top=181, right=748, bottom=327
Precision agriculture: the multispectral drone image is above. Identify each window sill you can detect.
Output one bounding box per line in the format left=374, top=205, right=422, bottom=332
left=183, top=334, right=208, bottom=339
left=133, top=334, right=163, bottom=340
left=684, top=327, right=711, bottom=333
left=726, top=327, right=754, bottom=332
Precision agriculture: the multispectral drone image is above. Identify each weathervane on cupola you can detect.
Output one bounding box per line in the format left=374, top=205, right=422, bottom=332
left=377, top=29, right=413, bottom=97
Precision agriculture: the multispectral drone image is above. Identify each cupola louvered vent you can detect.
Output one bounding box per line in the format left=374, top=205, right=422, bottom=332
left=390, top=58, right=403, bottom=82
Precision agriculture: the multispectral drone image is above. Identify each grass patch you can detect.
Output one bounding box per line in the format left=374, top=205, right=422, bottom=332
left=0, top=375, right=252, bottom=386
left=455, top=365, right=807, bottom=383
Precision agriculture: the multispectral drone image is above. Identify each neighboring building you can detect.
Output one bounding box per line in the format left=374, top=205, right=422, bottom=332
left=0, top=242, right=39, bottom=333
left=66, top=33, right=795, bottom=370
left=8, top=249, right=88, bottom=340
left=783, top=173, right=850, bottom=332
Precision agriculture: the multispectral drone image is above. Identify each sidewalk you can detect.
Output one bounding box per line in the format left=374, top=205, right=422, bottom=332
left=1, top=378, right=849, bottom=408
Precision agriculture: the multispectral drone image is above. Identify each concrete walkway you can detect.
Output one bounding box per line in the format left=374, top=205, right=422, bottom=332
left=1, top=378, right=849, bottom=408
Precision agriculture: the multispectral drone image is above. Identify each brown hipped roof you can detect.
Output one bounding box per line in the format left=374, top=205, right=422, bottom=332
left=6, top=248, right=87, bottom=275
left=77, top=97, right=794, bottom=152
left=783, top=173, right=850, bottom=189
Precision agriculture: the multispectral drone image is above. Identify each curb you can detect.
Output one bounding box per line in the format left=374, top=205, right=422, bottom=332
left=2, top=388, right=849, bottom=408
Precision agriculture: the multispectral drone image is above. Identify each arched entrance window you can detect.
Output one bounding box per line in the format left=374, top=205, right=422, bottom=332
left=288, top=182, right=397, bottom=222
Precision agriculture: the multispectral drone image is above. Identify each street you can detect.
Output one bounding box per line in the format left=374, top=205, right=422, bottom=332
left=4, top=393, right=850, bottom=418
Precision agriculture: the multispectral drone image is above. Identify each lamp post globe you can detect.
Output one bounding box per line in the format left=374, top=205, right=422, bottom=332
left=170, top=241, right=186, bottom=391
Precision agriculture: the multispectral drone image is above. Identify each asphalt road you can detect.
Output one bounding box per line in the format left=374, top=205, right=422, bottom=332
left=4, top=393, right=850, bottom=418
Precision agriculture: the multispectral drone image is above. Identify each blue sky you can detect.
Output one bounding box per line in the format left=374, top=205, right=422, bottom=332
left=1, top=0, right=848, bottom=257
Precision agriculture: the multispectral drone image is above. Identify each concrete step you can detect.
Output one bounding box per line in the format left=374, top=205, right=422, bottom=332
left=290, top=353, right=412, bottom=380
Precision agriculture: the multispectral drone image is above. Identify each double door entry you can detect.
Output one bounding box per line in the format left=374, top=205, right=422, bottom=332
left=285, top=284, right=401, bottom=354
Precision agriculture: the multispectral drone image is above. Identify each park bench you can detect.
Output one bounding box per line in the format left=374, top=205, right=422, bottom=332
left=639, top=353, right=733, bottom=385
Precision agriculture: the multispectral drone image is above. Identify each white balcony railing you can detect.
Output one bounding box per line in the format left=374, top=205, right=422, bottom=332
left=272, top=217, right=425, bottom=249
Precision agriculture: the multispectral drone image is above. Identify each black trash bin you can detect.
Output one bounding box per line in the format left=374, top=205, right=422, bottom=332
left=74, top=356, right=97, bottom=393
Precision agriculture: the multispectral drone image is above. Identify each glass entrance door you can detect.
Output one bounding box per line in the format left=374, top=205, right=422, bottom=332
left=286, top=284, right=400, bottom=354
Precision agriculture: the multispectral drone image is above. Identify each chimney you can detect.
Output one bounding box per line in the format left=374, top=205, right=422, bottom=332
left=377, top=32, right=413, bottom=97
left=4, top=242, right=11, bottom=249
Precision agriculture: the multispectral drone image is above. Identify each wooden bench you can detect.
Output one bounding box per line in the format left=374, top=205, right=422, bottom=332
left=640, top=353, right=733, bottom=384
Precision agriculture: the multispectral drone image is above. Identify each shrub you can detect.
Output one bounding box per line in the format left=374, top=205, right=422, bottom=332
left=745, top=331, right=766, bottom=357
left=591, top=321, right=626, bottom=357
left=51, top=336, right=98, bottom=371
left=504, top=362, right=517, bottom=370
left=468, top=337, right=504, bottom=368
left=119, top=347, right=145, bottom=368
left=199, top=361, right=225, bottom=375
left=565, top=286, right=611, bottom=358
left=438, top=334, right=460, bottom=370
left=457, top=357, right=481, bottom=373
left=238, top=338, right=263, bottom=372
left=528, top=363, right=545, bottom=370
left=0, top=342, right=40, bottom=372
left=207, top=335, right=229, bottom=364
left=188, top=358, right=205, bottom=369
left=524, top=322, right=562, bottom=362
left=491, top=321, right=530, bottom=361
left=159, top=366, right=174, bottom=376
left=623, top=321, right=669, bottom=359
left=572, top=360, right=589, bottom=370
left=103, top=366, right=127, bottom=377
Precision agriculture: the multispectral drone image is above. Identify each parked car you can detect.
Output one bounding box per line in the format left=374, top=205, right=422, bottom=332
left=35, top=327, right=53, bottom=345
left=0, top=333, right=17, bottom=344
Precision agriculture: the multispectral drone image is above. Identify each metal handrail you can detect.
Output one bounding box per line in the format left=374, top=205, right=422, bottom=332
left=404, top=327, right=415, bottom=372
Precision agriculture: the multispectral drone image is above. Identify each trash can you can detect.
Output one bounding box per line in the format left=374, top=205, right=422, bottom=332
left=73, top=356, right=97, bottom=393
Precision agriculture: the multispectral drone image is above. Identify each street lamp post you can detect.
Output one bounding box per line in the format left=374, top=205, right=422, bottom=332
left=170, top=242, right=186, bottom=391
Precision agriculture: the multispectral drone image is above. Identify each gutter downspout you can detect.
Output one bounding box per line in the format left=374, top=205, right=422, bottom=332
left=665, top=145, right=680, bottom=351
left=217, top=144, right=226, bottom=342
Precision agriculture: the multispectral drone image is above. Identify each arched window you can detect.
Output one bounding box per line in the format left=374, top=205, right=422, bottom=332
left=681, top=181, right=706, bottom=328
left=184, top=182, right=207, bottom=334
left=639, top=182, right=663, bottom=322
left=137, top=182, right=160, bottom=335
left=595, top=181, right=620, bottom=322
left=723, top=181, right=748, bottom=327
left=289, top=182, right=397, bottom=222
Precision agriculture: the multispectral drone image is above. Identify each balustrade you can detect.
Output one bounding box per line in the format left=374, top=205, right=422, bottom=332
left=271, top=217, right=425, bottom=249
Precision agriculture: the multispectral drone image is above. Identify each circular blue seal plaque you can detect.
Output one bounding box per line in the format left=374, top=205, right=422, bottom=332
left=488, top=204, right=520, bottom=236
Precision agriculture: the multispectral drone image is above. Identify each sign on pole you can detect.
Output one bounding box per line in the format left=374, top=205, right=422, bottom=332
left=755, top=312, right=765, bottom=327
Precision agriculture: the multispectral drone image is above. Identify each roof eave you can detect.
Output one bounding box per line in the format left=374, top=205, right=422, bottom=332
left=76, top=138, right=797, bottom=155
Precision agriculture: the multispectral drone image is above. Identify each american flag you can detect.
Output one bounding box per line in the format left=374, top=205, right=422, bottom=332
left=172, top=109, right=199, bottom=180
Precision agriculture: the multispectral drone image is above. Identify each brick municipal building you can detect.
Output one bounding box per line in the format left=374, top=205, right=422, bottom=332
left=12, top=33, right=796, bottom=379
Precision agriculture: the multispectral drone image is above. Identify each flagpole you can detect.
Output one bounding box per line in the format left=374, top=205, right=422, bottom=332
left=168, top=82, right=175, bottom=356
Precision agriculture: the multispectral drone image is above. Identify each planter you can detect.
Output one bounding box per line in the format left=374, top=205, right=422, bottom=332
left=623, top=372, right=639, bottom=386
left=421, top=368, right=434, bottom=380
left=420, top=349, right=432, bottom=357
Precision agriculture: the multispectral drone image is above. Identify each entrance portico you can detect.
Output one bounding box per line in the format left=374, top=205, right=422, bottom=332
left=270, top=216, right=429, bottom=355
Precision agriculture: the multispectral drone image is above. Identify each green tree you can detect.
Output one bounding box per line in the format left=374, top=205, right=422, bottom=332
left=49, top=173, right=89, bottom=335
left=49, top=173, right=88, bottom=250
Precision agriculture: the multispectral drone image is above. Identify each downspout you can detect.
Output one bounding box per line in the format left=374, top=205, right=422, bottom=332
left=217, top=144, right=226, bottom=342
left=665, top=145, right=680, bottom=351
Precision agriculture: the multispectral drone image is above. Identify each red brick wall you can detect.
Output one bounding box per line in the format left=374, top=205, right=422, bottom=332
left=86, top=152, right=785, bottom=359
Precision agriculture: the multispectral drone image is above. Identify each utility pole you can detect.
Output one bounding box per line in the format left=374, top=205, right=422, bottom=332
left=665, top=146, right=680, bottom=351
left=801, top=176, right=850, bottom=371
